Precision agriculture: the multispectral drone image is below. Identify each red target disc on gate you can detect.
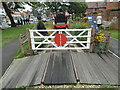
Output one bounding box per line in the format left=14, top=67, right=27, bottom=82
left=54, top=34, right=67, bottom=46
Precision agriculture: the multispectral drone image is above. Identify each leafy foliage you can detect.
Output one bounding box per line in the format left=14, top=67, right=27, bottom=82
left=68, top=2, right=87, bottom=15
left=44, top=2, right=87, bottom=16
left=94, top=30, right=107, bottom=53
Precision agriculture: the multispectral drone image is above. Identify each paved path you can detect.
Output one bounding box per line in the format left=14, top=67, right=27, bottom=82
left=109, top=38, right=120, bottom=57
left=0, top=39, right=20, bottom=77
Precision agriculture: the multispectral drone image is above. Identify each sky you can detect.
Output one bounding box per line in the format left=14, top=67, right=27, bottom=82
left=23, top=4, right=32, bottom=11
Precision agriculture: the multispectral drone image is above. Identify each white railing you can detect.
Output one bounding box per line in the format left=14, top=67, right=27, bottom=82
left=29, top=29, right=92, bottom=50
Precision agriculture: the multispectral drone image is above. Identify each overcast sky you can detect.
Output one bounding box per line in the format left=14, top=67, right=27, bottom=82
left=23, top=4, right=32, bottom=11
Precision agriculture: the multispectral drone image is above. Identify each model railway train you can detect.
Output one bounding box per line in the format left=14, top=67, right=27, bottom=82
left=52, top=10, right=70, bottom=29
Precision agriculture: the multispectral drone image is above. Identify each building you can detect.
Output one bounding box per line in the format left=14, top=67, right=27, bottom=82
left=85, top=2, right=106, bottom=15
left=85, top=1, right=120, bottom=30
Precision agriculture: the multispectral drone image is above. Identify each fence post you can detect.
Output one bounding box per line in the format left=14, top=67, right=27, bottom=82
left=26, top=28, right=33, bottom=56
left=19, top=34, right=25, bottom=55
left=89, top=27, right=94, bottom=52
left=105, top=32, right=111, bottom=52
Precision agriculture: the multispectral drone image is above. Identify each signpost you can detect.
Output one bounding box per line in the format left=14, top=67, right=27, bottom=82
left=54, top=34, right=67, bottom=46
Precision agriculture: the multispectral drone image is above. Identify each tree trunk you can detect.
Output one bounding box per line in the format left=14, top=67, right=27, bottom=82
left=2, top=2, right=16, bottom=27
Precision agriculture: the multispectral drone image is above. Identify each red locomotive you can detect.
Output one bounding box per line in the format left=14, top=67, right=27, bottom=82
left=52, top=9, right=70, bottom=29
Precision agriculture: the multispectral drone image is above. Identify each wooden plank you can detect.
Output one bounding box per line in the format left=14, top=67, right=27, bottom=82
left=33, top=52, right=51, bottom=85
left=80, top=52, right=102, bottom=84
left=106, top=53, right=119, bottom=65
left=76, top=52, right=93, bottom=83
left=77, top=52, right=101, bottom=84
left=1, top=59, right=22, bottom=88
left=64, top=51, right=76, bottom=84
left=2, top=57, right=31, bottom=88
left=71, top=51, right=87, bottom=83
left=89, top=53, right=118, bottom=85
left=86, top=53, right=109, bottom=85
left=99, top=53, right=119, bottom=74
left=5, top=57, right=33, bottom=88
left=44, top=51, right=76, bottom=84
left=51, top=52, right=62, bottom=84
left=43, top=53, right=55, bottom=84
left=16, top=55, right=41, bottom=87
left=97, top=54, right=118, bottom=85
left=60, top=52, right=68, bottom=84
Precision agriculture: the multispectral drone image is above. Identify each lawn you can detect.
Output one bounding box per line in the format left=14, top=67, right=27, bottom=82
left=14, top=21, right=53, bottom=59
left=0, top=23, right=37, bottom=47
left=102, top=29, right=120, bottom=40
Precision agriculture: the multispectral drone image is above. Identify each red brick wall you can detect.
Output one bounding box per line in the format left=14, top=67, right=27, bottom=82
left=106, top=2, right=119, bottom=10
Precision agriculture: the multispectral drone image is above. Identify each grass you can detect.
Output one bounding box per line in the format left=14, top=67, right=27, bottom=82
left=0, top=23, right=37, bottom=47
left=17, top=83, right=118, bottom=88
left=44, top=21, right=53, bottom=29
left=69, top=20, right=90, bottom=29
left=101, top=29, right=120, bottom=40
left=14, top=42, right=29, bottom=59
left=14, top=21, right=53, bottom=59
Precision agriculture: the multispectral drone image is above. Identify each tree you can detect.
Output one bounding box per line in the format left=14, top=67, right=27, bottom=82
left=68, top=2, right=87, bottom=16
left=2, top=2, right=16, bottom=27
left=28, top=2, right=46, bottom=17
left=45, top=2, right=69, bottom=13
left=2, top=2, right=25, bottom=27
left=44, top=2, right=87, bottom=18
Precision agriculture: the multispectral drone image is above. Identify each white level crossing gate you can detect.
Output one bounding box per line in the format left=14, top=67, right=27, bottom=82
left=29, top=29, right=92, bottom=50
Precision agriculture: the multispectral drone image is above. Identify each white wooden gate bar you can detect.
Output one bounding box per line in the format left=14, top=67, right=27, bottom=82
left=29, top=29, right=92, bottom=50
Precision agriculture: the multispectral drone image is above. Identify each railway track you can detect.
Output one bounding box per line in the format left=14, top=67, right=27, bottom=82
left=41, top=43, right=80, bottom=84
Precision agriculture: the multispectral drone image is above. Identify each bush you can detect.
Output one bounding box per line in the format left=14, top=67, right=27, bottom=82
left=94, top=30, right=107, bottom=53
left=83, top=17, right=88, bottom=20
left=83, top=17, right=88, bottom=22
left=69, top=20, right=74, bottom=23
left=71, top=25, right=87, bottom=29
left=91, top=11, right=98, bottom=14
left=75, top=17, right=80, bottom=21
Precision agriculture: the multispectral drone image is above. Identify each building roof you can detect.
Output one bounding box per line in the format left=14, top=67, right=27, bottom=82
left=87, top=2, right=106, bottom=9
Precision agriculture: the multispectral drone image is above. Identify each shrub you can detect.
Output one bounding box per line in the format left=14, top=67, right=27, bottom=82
left=94, top=30, right=107, bottom=53
left=75, top=17, right=81, bottom=21
left=83, top=17, right=88, bottom=22
left=69, top=20, right=74, bottom=23
left=91, top=11, right=98, bottom=14
left=83, top=17, right=88, bottom=20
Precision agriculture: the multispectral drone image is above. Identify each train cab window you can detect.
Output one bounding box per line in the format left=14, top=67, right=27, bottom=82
left=55, top=14, right=67, bottom=24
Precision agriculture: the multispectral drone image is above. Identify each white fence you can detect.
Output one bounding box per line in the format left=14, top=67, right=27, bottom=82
left=29, top=29, right=92, bottom=50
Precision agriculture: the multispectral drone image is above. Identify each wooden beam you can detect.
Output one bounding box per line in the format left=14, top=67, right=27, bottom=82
left=105, top=32, right=111, bottom=52
left=19, top=34, right=25, bottom=55
left=89, top=27, right=94, bottom=52
left=26, top=28, right=33, bottom=56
